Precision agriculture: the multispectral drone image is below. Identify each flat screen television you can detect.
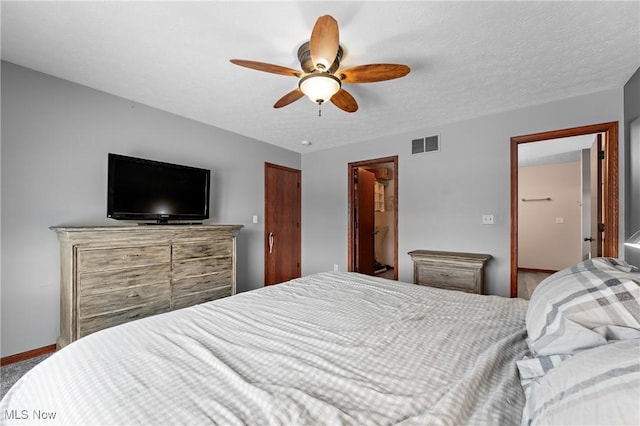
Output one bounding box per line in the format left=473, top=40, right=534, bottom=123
left=107, top=153, right=210, bottom=224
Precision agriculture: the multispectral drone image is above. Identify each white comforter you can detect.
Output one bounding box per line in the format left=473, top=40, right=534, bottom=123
left=1, top=272, right=529, bottom=425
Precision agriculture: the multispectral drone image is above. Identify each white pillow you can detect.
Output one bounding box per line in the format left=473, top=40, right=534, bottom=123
left=522, top=338, right=640, bottom=426
left=526, top=258, right=640, bottom=356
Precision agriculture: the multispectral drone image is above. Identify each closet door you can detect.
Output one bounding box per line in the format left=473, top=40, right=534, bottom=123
left=264, top=162, right=301, bottom=285
left=355, top=168, right=375, bottom=275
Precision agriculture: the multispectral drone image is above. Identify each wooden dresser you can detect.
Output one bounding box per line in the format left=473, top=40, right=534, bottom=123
left=51, top=224, right=242, bottom=348
left=408, top=250, right=492, bottom=294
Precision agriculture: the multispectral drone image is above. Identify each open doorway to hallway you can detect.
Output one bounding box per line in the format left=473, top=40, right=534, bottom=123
left=348, top=156, right=398, bottom=280
left=511, top=122, right=619, bottom=298
left=517, top=134, right=599, bottom=298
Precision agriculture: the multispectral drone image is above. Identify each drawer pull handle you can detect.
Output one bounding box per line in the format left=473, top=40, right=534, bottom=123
left=268, top=232, right=275, bottom=254
left=128, top=314, right=141, bottom=319
left=126, top=293, right=140, bottom=299
left=123, top=254, right=141, bottom=259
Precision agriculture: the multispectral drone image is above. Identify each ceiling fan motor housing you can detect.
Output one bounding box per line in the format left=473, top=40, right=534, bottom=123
left=297, top=41, right=343, bottom=74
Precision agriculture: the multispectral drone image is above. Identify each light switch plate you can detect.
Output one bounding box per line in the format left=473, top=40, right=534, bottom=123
left=482, top=214, right=495, bottom=225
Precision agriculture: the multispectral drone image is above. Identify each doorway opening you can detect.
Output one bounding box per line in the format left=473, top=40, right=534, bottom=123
left=510, top=122, right=619, bottom=298
left=348, top=156, right=398, bottom=280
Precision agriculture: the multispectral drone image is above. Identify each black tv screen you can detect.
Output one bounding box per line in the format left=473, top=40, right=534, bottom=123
left=107, top=153, right=210, bottom=223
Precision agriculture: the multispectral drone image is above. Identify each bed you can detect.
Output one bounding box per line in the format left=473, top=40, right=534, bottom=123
left=1, top=259, right=639, bottom=425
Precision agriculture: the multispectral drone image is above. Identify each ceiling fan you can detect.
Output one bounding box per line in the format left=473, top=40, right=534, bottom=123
left=230, top=15, right=410, bottom=114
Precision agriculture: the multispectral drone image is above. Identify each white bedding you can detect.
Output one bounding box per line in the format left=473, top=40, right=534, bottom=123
left=0, top=272, right=529, bottom=425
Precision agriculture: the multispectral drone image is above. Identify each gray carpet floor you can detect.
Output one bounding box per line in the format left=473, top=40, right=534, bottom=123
left=1, top=353, right=52, bottom=400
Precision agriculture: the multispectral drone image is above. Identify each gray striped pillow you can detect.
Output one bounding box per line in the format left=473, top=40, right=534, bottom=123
left=521, top=338, right=640, bottom=426
left=526, top=258, right=640, bottom=356
left=516, top=354, right=571, bottom=394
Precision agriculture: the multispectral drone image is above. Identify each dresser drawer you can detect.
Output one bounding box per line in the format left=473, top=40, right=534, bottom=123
left=77, top=245, right=170, bottom=272
left=173, top=256, right=232, bottom=280
left=172, top=271, right=233, bottom=299
left=79, top=264, right=170, bottom=295
left=78, top=300, right=170, bottom=338
left=416, top=265, right=477, bottom=293
left=173, top=240, right=232, bottom=260
left=172, top=286, right=232, bottom=310
left=79, top=282, right=171, bottom=318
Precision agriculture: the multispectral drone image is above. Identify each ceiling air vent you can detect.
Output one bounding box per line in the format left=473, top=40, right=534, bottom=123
left=411, top=135, right=440, bottom=154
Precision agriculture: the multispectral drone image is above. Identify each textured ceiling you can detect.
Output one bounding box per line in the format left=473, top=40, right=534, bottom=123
left=2, top=1, right=639, bottom=153
left=519, top=134, right=596, bottom=167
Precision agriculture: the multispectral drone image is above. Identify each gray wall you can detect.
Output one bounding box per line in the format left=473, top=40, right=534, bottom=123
left=1, top=59, right=632, bottom=358
left=302, top=88, right=625, bottom=296
left=1, top=61, right=300, bottom=357
left=624, top=67, right=640, bottom=267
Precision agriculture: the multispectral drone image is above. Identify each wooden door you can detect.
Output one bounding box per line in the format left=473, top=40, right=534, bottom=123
left=264, top=163, right=301, bottom=285
left=355, top=168, right=375, bottom=275
left=589, top=134, right=603, bottom=257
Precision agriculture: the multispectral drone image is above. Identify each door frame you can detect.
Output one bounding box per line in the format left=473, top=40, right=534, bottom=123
left=348, top=156, right=399, bottom=279
left=510, top=122, right=619, bottom=297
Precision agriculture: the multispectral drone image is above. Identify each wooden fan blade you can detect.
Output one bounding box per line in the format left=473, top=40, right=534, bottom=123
left=310, top=15, right=339, bottom=71
left=339, top=64, right=410, bottom=83
left=274, top=88, right=305, bottom=108
left=230, top=59, right=301, bottom=78
left=330, top=88, right=358, bottom=113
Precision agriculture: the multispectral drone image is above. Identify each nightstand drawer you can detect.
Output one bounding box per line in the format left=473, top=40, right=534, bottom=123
left=415, top=265, right=476, bottom=292
left=408, top=250, right=492, bottom=295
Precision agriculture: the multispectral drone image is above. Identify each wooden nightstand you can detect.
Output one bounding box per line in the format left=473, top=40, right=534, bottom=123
left=408, top=250, right=492, bottom=294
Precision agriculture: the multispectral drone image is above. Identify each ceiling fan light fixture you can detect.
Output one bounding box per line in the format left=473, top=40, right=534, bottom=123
left=299, top=73, right=341, bottom=104
left=230, top=15, right=409, bottom=113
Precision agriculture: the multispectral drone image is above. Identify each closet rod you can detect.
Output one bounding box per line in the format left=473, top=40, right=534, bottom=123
left=521, top=197, right=552, bottom=202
